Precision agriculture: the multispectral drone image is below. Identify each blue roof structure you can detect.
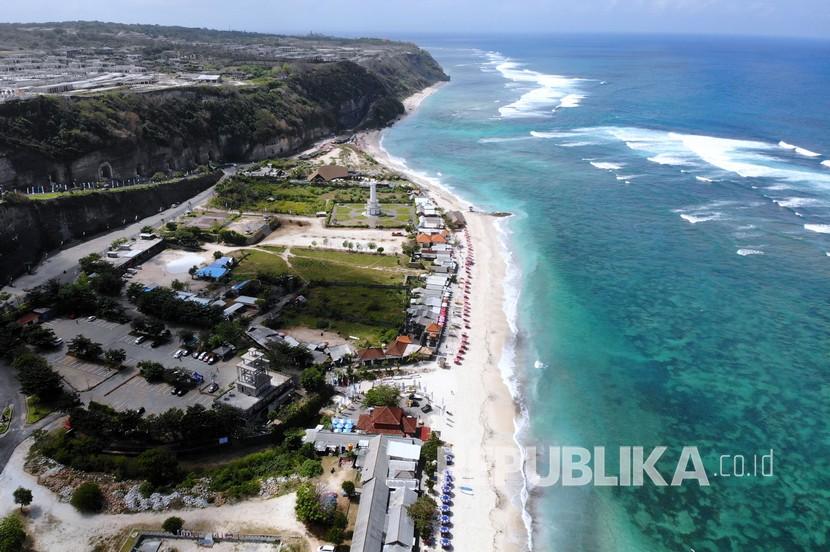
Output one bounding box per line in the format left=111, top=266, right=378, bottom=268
left=196, top=265, right=228, bottom=279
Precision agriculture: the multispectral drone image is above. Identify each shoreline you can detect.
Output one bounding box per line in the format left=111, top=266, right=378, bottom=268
left=357, top=82, right=531, bottom=551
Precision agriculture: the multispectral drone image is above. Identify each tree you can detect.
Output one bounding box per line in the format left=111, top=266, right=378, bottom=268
left=138, top=361, right=165, bottom=383
left=407, top=495, right=438, bottom=538
left=0, top=513, right=26, bottom=552
left=21, top=324, right=59, bottom=349
left=13, top=352, right=63, bottom=401
left=294, top=482, right=329, bottom=525
left=363, top=385, right=400, bottom=407
left=213, top=250, right=224, bottom=260
left=299, top=458, right=323, bottom=478
left=136, top=448, right=179, bottom=487
left=68, top=335, right=103, bottom=361
left=162, top=516, right=184, bottom=534
left=104, top=348, right=126, bottom=367
left=178, top=329, right=195, bottom=345
left=141, top=225, right=155, bottom=234
left=376, top=247, right=384, bottom=255
left=13, top=487, right=32, bottom=510
left=341, top=480, right=356, bottom=499
left=71, top=482, right=104, bottom=513
left=170, top=279, right=185, bottom=291
left=300, top=366, right=326, bottom=392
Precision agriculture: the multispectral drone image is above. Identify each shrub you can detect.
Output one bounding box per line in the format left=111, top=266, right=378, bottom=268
left=71, top=482, right=104, bottom=513
left=162, top=516, right=184, bottom=534
left=341, top=480, right=356, bottom=498
left=299, top=458, right=323, bottom=478
left=363, top=385, right=400, bottom=407
left=0, top=513, right=26, bottom=552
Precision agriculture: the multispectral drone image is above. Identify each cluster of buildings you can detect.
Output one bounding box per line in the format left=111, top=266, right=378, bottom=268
left=352, top=195, right=465, bottom=367
left=303, top=429, right=425, bottom=552
left=0, top=48, right=157, bottom=101
left=246, top=324, right=358, bottom=367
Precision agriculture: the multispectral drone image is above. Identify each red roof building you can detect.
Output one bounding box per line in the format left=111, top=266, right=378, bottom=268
left=384, top=335, right=413, bottom=359
left=15, top=312, right=40, bottom=326
left=357, top=406, right=418, bottom=437
left=358, top=347, right=386, bottom=365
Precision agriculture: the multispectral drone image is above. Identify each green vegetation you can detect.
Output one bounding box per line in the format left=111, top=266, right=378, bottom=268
left=25, top=396, right=53, bottom=424
left=12, top=487, right=32, bottom=510
left=0, top=512, right=27, bottom=552
left=341, top=480, right=356, bottom=498
left=407, top=495, right=438, bottom=538
left=71, top=482, right=104, bottom=513
left=330, top=202, right=415, bottom=228
left=0, top=406, right=11, bottom=434
left=212, top=176, right=413, bottom=216
left=162, top=516, right=184, bottom=534
left=33, top=403, right=244, bottom=481
left=67, top=334, right=104, bottom=362
left=295, top=482, right=332, bottom=525
left=131, top=287, right=223, bottom=328
left=207, top=443, right=319, bottom=499
left=234, top=246, right=412, bottom=343
left=13, top=351, right=64, bottom=402
left=363, top=385, right=401, bottom=407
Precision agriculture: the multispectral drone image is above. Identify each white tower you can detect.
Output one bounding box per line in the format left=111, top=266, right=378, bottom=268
left=366, top=181, right=381, bottom=216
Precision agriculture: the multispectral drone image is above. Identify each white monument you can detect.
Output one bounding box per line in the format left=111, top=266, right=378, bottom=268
left=366, top=181, right=382, bottom=216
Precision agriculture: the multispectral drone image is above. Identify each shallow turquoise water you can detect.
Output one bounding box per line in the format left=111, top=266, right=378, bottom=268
left=383, top=35, right=830, bottom=551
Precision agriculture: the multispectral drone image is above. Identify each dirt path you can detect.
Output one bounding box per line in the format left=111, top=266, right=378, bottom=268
left=0, top=438, right=319, bottom=552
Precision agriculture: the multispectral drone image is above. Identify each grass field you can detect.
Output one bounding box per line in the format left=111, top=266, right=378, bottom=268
left=211, top=177, right=412, bottom=216
left=25, top=396, right=52, bottom=424
left=234, top=246, right=416, bottom=344
left=329, top=203, right=415, bottom=228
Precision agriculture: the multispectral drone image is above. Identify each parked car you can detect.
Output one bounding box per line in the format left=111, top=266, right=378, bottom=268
left=206, top=383, right=219, bottom=393
left=421, top=404, right=433, bottom=413
left=134, top=336, right=146, bottom=344
left=181, top=349, right=190, bottom=357
left=87, top=316, right=96, bottom=322
left=176, top=388, right=187, bottom=396
left=318, top=546, right=336, bottom=552
left=173, top=350, right=183, bottom=359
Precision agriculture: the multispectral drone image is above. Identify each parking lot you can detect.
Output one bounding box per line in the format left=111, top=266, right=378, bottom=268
left=44, top=318, right=241, bottom=415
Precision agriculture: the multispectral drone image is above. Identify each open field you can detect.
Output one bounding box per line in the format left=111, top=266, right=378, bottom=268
left=256, top=217, right=408, bottom=253
left=211, top=176, right=412, bottom=216
left=329, top=202, right=415, bottom=228
left=232, top=246, right=414, bottom=343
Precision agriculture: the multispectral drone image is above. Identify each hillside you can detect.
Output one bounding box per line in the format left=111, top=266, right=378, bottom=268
left=0, top=22, right=448, bottom=190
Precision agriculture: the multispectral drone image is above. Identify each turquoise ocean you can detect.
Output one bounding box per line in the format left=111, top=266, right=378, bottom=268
left=381, top=35, right=830, bottom=551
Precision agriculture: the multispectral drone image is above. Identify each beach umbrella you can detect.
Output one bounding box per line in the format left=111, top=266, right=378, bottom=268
left=441, top=538, right=453, bottom=548
left=441, top=504, right=452, bottom=513
left=440, top=525, right=451, bottom=534
left=440, top=515, right=451, bottom=524
left=442, top=494, right=452, bottom=503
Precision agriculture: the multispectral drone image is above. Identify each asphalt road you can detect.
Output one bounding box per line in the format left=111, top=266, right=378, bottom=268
left=1, top=167, right=239, bottom=302
left=0, top=363, right=61, bottom=473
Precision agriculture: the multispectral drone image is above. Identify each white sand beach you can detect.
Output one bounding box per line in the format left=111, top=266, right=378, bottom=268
left=356, top=83, right=530, bottom=552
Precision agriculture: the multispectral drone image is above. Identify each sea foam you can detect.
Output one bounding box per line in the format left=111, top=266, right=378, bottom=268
left=737, top=249, right=765, bottom=256
left=804, top=224, right=830, bottom=234
left=574, top=126, right=830, bottom=187
left=486, top=52, right=586, bottom=118
left=590, top=161, right=624, bottom=171
left=780, top=140, right=821, bottom=157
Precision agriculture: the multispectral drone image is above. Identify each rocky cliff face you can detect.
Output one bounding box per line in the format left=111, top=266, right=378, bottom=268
left=0, top=53, right=447, bottom=191
left=0, top=172, right=221, bottom=283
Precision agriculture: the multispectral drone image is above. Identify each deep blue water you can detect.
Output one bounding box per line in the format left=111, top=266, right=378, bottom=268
left=382, top=35, right=830, bottom=551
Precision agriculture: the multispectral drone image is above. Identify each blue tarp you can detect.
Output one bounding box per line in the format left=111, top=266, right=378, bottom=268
left=196, top=266, right=228, bottom=279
